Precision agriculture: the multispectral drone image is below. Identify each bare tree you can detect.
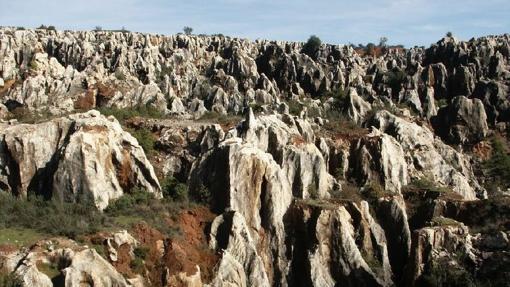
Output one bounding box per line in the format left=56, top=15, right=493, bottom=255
left=183, top=26, right=193, bottom=35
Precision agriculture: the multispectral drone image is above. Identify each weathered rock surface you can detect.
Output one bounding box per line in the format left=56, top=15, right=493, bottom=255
left=0, top=110, right=161, bottom=209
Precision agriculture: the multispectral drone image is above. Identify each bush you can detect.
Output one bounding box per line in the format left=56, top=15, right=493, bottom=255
left=362, top=181, right=391, bottom=202
left=130, top=257, right=145, bottom=274
left=287, top=99, right=303, bottom=116
left=308, top=184, right=319, bottom=200
left=183, top=26, right=193, bottom=35
left=97, top=106, right=164, bottom=123
left=302, top=35, right=322, bottom=59
left=0, top=273, right=22, bottom=287
left=128, top=128, right=155, bottom=154
left=195, top=184, right=211, bottom=204
left=484, top=137, right=510, bottom=190
left=161, top=176, right=189, bottom=202
left=199, top=111, right=242, bottom=127
left=0, top=193, right=109, bottom=239
left=105, top=191, right=183, bottom=237
left=133, top=246, right=150, bottom=260
left=366, top=43, right=376, bottom=56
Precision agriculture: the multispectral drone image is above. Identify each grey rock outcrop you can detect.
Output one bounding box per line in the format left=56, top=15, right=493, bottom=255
left=0, top=110, right=161, bottom=209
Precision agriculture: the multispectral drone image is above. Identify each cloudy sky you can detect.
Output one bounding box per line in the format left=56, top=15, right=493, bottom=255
left=1, top=0, right=508, bottom=47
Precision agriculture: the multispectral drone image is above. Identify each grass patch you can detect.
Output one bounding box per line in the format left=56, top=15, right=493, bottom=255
left=127, top=128, right=156, bottom=154
left=199, top=111, right=242, bottom=127
left=0, top=189, right=192, bottom=246
left=36, top=261, right=60, bottom=280
left=431, top=216, right=461, bottom=227
left=0, top=228, right=46, bottom=247
left=0, top=272, right=22, bottom=287
left=483, top=136, right=510, bottom=191
left=97, top=106, right=164, bottom=123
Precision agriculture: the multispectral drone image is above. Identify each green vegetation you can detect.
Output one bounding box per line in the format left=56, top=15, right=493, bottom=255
left=199, top=111, right=242, bottom=126
left=420, top=258, right=476, bottom=287
left=0, top=273, right=22, bottom=287
left=97, top=105, right=164, bottom=123
left=406, top=177, right=453, bottom=194
left=362, top=181, right=393, bottom=202
left=36, top=261, right=61, bottom=280
left=302, top=35, right=322, bottom=59
left=105, top=190, right=183, bottom=237
left=130, top=246, right=150, bottom=274
left=431, top=216, right=461, bottom=227
left=183, top=26, right=193, bottom=35
left=287, top=99, right=303, bottom=116
left=0, top=193, right=108, bottom=240
left=128, top=128, right=155, bottom=154
left=0, top=187, right=193, bottom=244
left=114, top=70, right=126, bottom=81
left=366, top=43, right=376, bottom=56
left=0, top=228, right=46, bottom=247
left=6, top=107, right=56, bottom=124
left=307, top=184, right=319, bottom=200
left=194, top=183, right=212, bottom=204
left=436, top=98, right=448, bottom=108
left=484, top=137, right=510, bottom=191
left=161, top=176, right=189, bottom=202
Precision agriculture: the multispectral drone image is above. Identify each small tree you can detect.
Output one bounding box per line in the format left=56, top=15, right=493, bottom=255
left=379, top=36, right=388, bottom=47
left=94, top=26, right=103, bottom=31
left=183, top=26, right=193, bottom=35
left=446, top=31, right=453, bottom=37
left=366, top=43, right=376, bottom=56
left=302, top=35, right=322, bottom=59
left=37, top=24, right=47, bottom=30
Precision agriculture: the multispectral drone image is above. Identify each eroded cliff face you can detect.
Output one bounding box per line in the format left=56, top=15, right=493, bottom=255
left=0, top=110, right=161, bottom=209
left=0, top=27, right=509, bottom=287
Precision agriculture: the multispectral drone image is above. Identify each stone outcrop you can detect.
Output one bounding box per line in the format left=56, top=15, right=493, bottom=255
left=433, top=96, right=489, bottom=145
left=0, top=239, right=133, bottom=287
left=0, top=110, right=161, bottom=209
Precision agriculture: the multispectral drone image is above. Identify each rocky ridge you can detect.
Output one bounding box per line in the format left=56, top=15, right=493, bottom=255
left=0, top=27, right=509, bottom=286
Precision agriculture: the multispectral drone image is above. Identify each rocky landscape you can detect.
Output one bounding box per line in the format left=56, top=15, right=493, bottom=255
left=0, top=27, right=509, bottom=286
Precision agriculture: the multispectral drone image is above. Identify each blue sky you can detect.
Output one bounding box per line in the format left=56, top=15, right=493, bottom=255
left=0, top=0, right=508, bottom=47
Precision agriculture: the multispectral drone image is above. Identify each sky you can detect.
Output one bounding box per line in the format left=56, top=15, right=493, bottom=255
left=0, top=0, right=509, bottom=47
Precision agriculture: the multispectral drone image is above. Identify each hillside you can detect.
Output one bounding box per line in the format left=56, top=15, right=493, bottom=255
left=0, top=27, right=509, bottom=286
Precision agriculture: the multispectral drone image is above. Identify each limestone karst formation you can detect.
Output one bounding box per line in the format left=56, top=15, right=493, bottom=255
left=0, top=27, right=509, bottom=286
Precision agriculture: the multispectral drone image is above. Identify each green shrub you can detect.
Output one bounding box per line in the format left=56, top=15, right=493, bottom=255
left=0, top=272, right=22, bottom=287
left=287, top=99, right=303, bottom=116
left=408, top=178, right=452, bottom=194
left=362, top=181, right=392, bottom=202
left=420, top=258, right=476, bottom=287
left=114, top=70, right=126, bottom=81
left=302, top=35, right=322, bottom=59
left=484, top=137, right=510, bottom=190
left=308, top=184, right=319, bottom=200
left=199, top=111, right=242, bottom=126
left=195, top=184, right=211, bottom=204
left=98, top=106, right=164, bottom=123
left=128, top=128, right=155, bottom=154
left=161, top=176, right=189, bottom=202
left=133, top=246, right=150, bottom=260
left=0, top=193, right=109, bottom=239
left=105, top=191, right=183, bottom=237
left=130, top=257, right=145, bottom=274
